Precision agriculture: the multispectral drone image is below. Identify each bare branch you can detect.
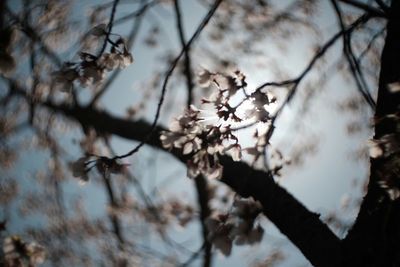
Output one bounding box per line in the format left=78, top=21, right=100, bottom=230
left=114, top=0, right=224, bottom=160
left=339, top=0, right=387, bottom=18
left=10, top=84, right=342, bottom=266
left=174, top=0, right=195, bottom=107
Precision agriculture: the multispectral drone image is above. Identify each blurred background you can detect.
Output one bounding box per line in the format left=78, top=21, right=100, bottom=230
left=0, top=0, right=386, bottom=266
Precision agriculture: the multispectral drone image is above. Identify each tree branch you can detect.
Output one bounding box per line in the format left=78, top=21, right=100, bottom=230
left=89, top=0, right=148, bottom=106
left=331, top=0, right=376, bottom=109
left=174, top=0, right=195, bottom=107
left=13, top=92, right=342, bottom=266
left=114, top=0, right=223, bottom=160
left=344, top=1, right=400, bottom=265
left=338, top=0, right=387, bottom=18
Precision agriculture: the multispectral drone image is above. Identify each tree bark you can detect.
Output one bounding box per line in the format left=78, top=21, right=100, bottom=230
left=344, top=1, right=400, bottom=266
left=17, top=100, right=342, bottom=266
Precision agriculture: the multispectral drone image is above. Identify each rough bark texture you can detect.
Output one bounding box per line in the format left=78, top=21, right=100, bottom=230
left=344, top=1, right=400, bottom=266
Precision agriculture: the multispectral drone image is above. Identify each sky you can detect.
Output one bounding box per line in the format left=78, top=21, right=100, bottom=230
left=1, top=0, right=384, bottom=266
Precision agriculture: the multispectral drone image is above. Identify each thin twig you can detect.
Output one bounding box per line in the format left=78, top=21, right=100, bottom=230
left=174, top=0, right=195, bottom=107
left=90, top=0, right=148, bottom=106
left=331, top=0, right=375, bottom=108
left=115, top=0, right=223, bottom=160
left=97, top=0, right=120, bottom=58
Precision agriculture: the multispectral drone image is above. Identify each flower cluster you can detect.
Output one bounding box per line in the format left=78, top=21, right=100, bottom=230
left=160, top=105, right=241, bottom=179
left=200, top=70, right=247, bottom=122
left=53, top=24, right=133, bottom=91
left=2, top=236, right=46, bottom=267
left=68, top=155, right=129, bottom=183
left=205, top=197, right=263, bottom=256
left=161, top=69, right=276, bottom=178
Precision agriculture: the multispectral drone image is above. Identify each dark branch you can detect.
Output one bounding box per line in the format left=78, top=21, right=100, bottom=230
left=174, top=0, right=195, bottom=107
left=344, top=1, right=400, bottom=265
left=11, top=89, right=342, bottom=266
left=338, top=0, right=387, bottom=18
left=97, top=0, right=120, bottom=58
left=114, top=0, right=223, bottom=160
left=331, top=0, right=376, bottom=109
left=90, top=0, right=148, bottom=106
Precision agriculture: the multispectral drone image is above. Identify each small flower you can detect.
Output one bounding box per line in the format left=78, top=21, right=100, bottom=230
left=198, top=69, right=214, bottom=87
left=69, top=157, right=88, bottom=178
left=26, top=242, right=46, bottom=265
left=121, top=52, right=134, bottom=67
left=99, top=53, right=118, bottom=71
left=388, top=82, right=400, bottom=94
left=207, top=163, right=223, bottom=179
left=68, top=157, right=91, bottom=184
left=367, top=139, right=383, bottom=158
left=96, top=157, right=129, bottom=178
left=160, top=131, right=183, bottom=149
left=251, top=90, right=270, bottom=107
left=80, top=63, right=105, bottom=86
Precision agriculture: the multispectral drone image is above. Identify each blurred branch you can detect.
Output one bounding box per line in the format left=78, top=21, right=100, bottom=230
left=193, top=175, right=212, bottom=267
left=331, top=0, right=376, bottom=109
left=174, top=0, right=195, bottom=107
left=339, top=0, right=387, bottom=17
left=90, top=0, right=148, bottom=106
left=254, top=13, right=373, bottom=126
left=8, top=81, right=342, bottom=266
left=173, top=1, right=211, bottom=265
left=374, top=0, right=390, bottom=13
left=357, top=26, right=385, bottom=63
left=113, top=0, right=223, bottom=160
left=101, top=172, right=126, bottom=248
left=5, top=6, right=63, bottom=67
left=97, top=0, right=120, bottom=58
left=113, top=0, right=160, bottom=26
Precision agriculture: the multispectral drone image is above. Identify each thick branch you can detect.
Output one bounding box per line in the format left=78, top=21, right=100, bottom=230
left=24, top=99, right=343, bottom=267
left=174, top=0, right=195, bottom=107
left=344, top=1, right=400, bottom=266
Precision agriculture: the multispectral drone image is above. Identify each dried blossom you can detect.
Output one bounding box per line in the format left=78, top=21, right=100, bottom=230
left=69, top=157, right=90, bottom=183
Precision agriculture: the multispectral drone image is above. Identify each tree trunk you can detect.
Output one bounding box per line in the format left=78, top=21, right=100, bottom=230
left=343, top=1, right=400, bottom=266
